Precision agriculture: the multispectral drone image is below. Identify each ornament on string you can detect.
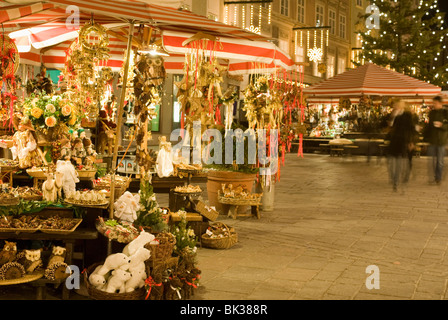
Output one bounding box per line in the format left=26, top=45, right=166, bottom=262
left=0, top=34, right=19, bottom=127
left=61, top=21, right=111, bottom=122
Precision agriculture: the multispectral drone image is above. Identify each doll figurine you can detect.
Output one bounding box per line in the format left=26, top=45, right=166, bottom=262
left=60, top=138, right=72, bottom=161
left=10, top=118, right=43, bottom=169
left=83, top=137, right=97, bottom=167
left=71, top=138, right=86, bottom=166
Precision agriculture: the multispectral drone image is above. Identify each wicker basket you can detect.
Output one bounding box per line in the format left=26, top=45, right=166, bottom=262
left=84, top=262, right=146, bottom=300
left=201, top=222, right=238, bottom=250
left=19, top=195, right=43, bottom=201
left=193, top=200, right=219, bottom=221
left=0, top=197, right=20, bottom=206
left=93, top=177, right=131, bottom=199
left=26, top=169, right=47, bottom=179
left=77, top=170, right=97, bottom=178
left=218, top=191, right=262, bottom=206
left=144, top=232, right=176, bottom=263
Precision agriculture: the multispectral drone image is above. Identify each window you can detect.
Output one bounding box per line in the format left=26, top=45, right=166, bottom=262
left=297, top=0, right=305, bottom=23
left=329, top=9, right=336, bottom=35
left=339, top=14, right=346, bottom=39
left=327, top=55, right=335, bottom=78
left=295, top=46, right=305, bottom=63
left=316, top=4, right=324, bottom=26
left=278, top=39, right=289, bottom=53
left=356, top=0, right=362, bottom=7
left=281, top=0, right=289, bottom=17
left=337, top=57, right=346, bottom=74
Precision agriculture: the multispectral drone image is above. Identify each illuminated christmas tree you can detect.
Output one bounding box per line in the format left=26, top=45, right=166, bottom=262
left=356, top=0, right=448, bottom=87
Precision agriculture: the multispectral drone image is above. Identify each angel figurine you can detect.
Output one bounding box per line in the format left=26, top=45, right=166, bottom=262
left=156, top=136, right=174, bottom=178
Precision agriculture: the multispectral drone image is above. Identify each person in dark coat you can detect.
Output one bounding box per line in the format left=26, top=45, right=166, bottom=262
left=423, top=96, right=448, bottom=184
left=387, top=100, right=417, bottom=191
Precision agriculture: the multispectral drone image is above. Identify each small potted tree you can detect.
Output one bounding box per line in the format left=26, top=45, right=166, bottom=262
left=204, top=124, right=258, bottom=214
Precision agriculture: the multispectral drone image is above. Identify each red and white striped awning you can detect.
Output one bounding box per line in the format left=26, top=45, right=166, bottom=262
left=304, top=63, right=442, bottom=98
left=5, top=0, right=268, bottom=41
left=0, top=2, right=56, bottom=24
left=305, top=97, right=438, bottom=105
left=2, top=1, right=294, bottom=74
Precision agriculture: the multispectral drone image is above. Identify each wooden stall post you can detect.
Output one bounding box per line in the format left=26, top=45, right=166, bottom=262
left=108, top=22, right=135, bottom=255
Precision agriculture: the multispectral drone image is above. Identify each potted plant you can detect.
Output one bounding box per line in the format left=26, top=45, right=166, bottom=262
left=204, top=124, right=259, bottom=214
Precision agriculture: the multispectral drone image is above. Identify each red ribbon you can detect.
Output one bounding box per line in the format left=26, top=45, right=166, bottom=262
left=144, top=276, right=162, bottom=300
left=181, top=277, right=198, bottom=289
left=298, top=133, right=304, bottom=158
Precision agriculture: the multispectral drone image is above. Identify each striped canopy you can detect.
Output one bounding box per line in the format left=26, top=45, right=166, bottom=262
left=304, top=63, right=441, bottom=102
left=1, top=1, right=294, bottom=74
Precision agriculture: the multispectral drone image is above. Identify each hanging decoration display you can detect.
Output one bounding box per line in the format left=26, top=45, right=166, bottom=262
left=61, top=22, right=112, bottom=122
left=242, top=76, right=283, bottom=131
left=0, top=34, right=19, bottom=127
left=176, top=35, right=227, bottom=135
left=132, top=52, right=166, bottom=174
left=241, top=63, right=306, bottom=184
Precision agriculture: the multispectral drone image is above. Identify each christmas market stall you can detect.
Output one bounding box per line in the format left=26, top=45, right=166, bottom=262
left=0, top=0, right=298, bottom=300
left=301, top=63, right=442, bottom=155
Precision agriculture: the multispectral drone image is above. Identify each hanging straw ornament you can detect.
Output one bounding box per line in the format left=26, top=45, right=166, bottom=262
left=0, top=34, right=19, bottom=128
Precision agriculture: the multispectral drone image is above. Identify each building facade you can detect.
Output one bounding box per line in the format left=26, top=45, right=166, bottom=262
left=188, top=0, right=364, bottom=85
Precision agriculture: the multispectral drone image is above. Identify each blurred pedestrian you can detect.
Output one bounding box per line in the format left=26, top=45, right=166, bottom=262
left=406, top=106, right=420, bottom=175
left=387, top=100, right=417, bottom=191
left=423, top=96, right=448, bottom=184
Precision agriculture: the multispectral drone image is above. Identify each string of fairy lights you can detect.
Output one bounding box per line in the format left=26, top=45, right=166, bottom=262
left=223, top=0, right=272, bottom=35
left=360, top=0, right=447, bottom=83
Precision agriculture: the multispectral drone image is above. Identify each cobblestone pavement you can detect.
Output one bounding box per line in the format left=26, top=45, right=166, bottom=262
left=194, top=154, right=448, bottom=300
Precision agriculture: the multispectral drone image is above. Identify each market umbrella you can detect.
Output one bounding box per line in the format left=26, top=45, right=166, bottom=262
left=303, top=63, right=442, bottom=104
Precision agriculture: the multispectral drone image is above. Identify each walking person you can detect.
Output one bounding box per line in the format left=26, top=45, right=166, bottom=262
left=423, top=96, right=448, bottom=184
left=387, top=100, right=417, bottom=192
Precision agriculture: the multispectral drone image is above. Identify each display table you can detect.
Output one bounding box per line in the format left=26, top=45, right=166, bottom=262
left=0, top=229, right=98, bottom=299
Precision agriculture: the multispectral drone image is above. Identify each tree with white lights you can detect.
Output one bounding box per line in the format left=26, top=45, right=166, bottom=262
left=356, top=0, right=448, bottom=87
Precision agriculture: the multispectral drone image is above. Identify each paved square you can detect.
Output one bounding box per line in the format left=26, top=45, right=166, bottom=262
left=194, top=154, right=448, bottom=300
